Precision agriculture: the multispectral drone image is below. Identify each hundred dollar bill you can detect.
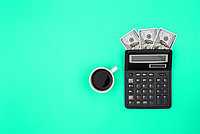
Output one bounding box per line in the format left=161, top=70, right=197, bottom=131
left=139, top=28, right=157, bottom=49
left=120, top=29, right=140, bottom=50
left=153, top=28, right=177, bottom=49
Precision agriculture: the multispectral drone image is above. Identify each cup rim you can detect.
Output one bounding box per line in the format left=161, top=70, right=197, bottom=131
left=89, top=67, right=114, bottom=93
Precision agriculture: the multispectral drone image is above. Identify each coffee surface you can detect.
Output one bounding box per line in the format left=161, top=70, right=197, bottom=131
left=91, top=69, right=113, bottom=91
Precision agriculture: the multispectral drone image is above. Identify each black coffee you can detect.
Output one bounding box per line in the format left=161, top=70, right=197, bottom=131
left=91, top=69, right=113, bottom=91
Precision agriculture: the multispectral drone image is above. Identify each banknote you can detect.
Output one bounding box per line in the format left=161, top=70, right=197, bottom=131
left=139, top=28, right=157, bottom=49
left=120, top=29, right=140, bottom=50
left=152, top=28, right=177, bottom=49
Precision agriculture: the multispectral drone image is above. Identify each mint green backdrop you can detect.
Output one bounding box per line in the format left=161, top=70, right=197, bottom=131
left=0, top=0, right=200, bottom=134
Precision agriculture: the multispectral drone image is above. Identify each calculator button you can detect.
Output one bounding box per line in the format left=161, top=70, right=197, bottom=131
left=163, top=89, right=168, bottom=94
left=163, top=95, right=168, bottom=105
left=135, top=78, right=141, bottom=83
left=159, top=73, right=166, bottom=76
left=128, top=73, right=133, bottom=76
left=148, top=78, right=154, bottom=83
left=142, top=84, right=148, bottom=88
left=135, top=73, right=141, bottom=76
left=148, top=73, right=154, bottom=76
left=156, top=78, right=161, bottom=83
left=142, top=95, right=148, bottom=100
left=136, top=101, right=141, bottom=105
left=142, top=73, right=147, bottom=76
left=163, top=84, right=168, bottom=88
left=149, top=90, right=155, bottom=94
left=156, top=84, right=162, bottom=88
left=163, top=78, right=168, bottom=83
left=142, top=89, right=148, bottom=94
left=136, top=90, right=141, bottom=94
left=128, top=101, right=135, bottom=105
left=142, top=78, right=147, bottom=83
left=143, top=101, right=148, bottom=105
left=128, top=84, right=134, bottom=88
left=128, top=90, right=133, bottom=94
left=135, top=84, right=141, bottom=89
left=149, top=95, right=155, bottom=100
left=156, top=89, right=162, bottom=94
left=149, top=101, right=155, bottom=105
left=136, top=95, right=142, bottom=100
left=128, top=79, right=134, bottom=83
left=156, top=95, right=163, bottom=105
left=128, top=95, right=134, bottom=100
left=148, top=84, right=154, bottom=89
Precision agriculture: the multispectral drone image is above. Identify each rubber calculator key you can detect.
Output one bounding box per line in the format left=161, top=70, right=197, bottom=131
left=156, top=95, right=162, bottom=105
left=135, top=73, right=141, bottom=76
left=149, top=95, right=155, bottom=100
left=135, top=78, right=141, bottom=83
left=142, top=95, right=148, bottom=100
left=148, top=73, right=154, bottom=76
left=128, top=79, right=134, bottom=83
left=136, top=95, right=142, bottom=100
left=136, top=90, right=141, bottom=94
left=128, top=90, right=133, bottom=94
left=136, top=101, right=141, bottom=105
left=149, top=101, right=155, bottom=105
left=163, top=95, right=168, bottom=105
left=128, top=84, right=134, bottom=88
left=149, top=90, right=155, bottom=94
left=148, top=78, right=154, bottom=82
left=163, top=78, right=168, bottom=83
left=128, top=101, right=135, bottom=105
left=148, top=84, right=154, bottom=89
left=142, top=84, right=148, bottom=88
left=163, top=89, right=168, bottom=94
left=159, top=73, right=166, bottom=76
left=143, top=101, right=148, bottom=105
left=128, top=73, right=133, bottom=76
left=156, top=84, right=162, bottom=88
left=156, top=78, right=161, bottom=82
left=142, top=78, right=147, bottom=83
left=142, top=73, right=147, bottom=76
left=135, top=84, right=141, bottom=89
left=128, top=95, right=134, bottom=100
left=142, top=89, right=148, bottom=94
left=156, top=89, right=162, bottom=94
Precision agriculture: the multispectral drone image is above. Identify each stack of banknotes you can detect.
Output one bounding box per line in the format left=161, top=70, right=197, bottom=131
left=120, top=28, right=177, bottom=50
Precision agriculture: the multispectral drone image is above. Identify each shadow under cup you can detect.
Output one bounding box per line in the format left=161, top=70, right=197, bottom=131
left=91, top=69, right=113, bottom=91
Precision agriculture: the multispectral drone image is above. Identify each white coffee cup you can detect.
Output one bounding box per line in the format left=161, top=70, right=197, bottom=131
left=89, top=66, right=118, bottom=93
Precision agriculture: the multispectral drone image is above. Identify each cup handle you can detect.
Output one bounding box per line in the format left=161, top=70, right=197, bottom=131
left=110, top=66, right=118, bottom=73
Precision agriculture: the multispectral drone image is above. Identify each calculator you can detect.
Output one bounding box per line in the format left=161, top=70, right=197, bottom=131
left=125, top=50, right=172, bottom=109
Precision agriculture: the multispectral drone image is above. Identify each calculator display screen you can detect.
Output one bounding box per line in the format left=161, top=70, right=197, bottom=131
left=129, top=54, right=168, bottom=63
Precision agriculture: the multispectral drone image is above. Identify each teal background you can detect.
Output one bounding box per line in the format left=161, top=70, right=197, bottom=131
left=0, top=0, right=200, bottom=134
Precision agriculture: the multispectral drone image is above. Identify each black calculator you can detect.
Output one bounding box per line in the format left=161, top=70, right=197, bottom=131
left=125, top=50, right=172, bottom=109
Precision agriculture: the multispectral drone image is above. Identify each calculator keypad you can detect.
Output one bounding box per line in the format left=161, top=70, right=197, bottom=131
left=126, top=71, right=170, bottom=108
